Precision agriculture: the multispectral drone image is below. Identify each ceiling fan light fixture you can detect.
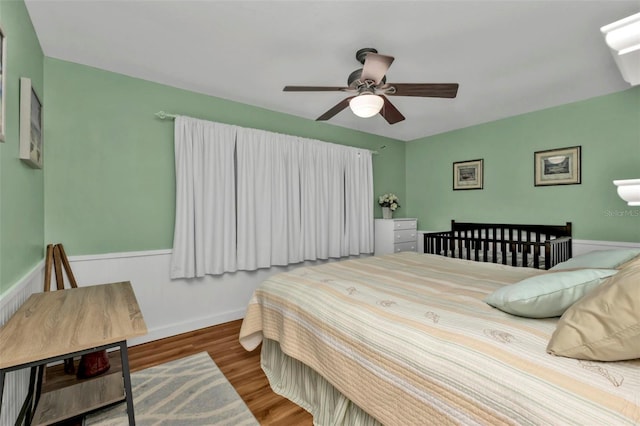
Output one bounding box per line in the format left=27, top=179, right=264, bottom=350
left=349, top=94, right=384, bottom=118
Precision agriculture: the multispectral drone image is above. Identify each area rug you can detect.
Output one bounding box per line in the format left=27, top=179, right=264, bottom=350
left=85, top=352, right=259, bottom=426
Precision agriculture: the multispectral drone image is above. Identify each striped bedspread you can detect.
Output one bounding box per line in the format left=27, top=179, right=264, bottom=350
left=239, top=252, right=640, bottom=425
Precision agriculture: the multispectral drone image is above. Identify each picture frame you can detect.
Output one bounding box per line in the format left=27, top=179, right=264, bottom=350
left=0, top=25, right=6, bottom=142
left=453, top=159, right=483, bottom=190
left=534, top=146, right=581, bottom=186
left=19, top=77, right=43, bottom=168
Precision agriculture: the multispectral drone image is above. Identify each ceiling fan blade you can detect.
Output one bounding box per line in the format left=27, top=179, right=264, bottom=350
left=284, top=86, right=350, bottom=92
left=361, top=53, right=394, bottom=85
left=316, top=97, right=355, bottom=121
left=379, top=96, right=405, bottom=125
left=383, top=83, right=459, bottom=98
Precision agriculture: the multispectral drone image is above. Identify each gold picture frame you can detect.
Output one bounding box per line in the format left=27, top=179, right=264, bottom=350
left=453, top=159, right=483, bottom=190
left=534, top=146, right=581, bottom=186
left=19, top=77, right=43, bottom=168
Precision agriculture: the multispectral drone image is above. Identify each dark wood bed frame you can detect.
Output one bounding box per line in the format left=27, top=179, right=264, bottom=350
left=423, top=220, right=573, bottom=270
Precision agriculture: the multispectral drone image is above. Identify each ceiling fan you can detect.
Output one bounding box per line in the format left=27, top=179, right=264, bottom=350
left=283, top=48, right=459, bottom=125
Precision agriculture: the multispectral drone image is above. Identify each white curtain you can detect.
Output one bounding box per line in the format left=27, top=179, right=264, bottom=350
left=235, top=128, right=302, bottom=269
left=171, top=118, right=374, bottom=278
left=300, top=141, right=347, bottom=260
left=170, top=117, right=237, bottom=278
left=345, top=149, right=374, bottom=255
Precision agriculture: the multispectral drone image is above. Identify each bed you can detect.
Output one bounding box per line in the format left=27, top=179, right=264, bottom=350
left=239, top=251, right=640, bottom=425
left=423, top=220, right=573, bottom=269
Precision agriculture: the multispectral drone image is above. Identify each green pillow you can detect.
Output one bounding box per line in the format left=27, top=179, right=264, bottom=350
left=484, top=269, right=618, bottom=318
left=551, top=248, right=640, bottom=270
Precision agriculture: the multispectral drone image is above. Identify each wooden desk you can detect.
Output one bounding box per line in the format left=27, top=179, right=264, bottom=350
left=0, top=281, right=147, bottom=425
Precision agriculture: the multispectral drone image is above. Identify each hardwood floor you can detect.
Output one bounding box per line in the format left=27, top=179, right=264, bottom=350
left=47, top=319, right=313, bottom=425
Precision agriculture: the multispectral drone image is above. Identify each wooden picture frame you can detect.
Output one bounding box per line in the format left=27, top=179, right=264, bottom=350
left=0, top=25, right=6, bottom=142
left=534, top=146, right=581, bottom=186
left=453, top=159, right=483, bottom=190
left=19, top=77, right=43, bottom=168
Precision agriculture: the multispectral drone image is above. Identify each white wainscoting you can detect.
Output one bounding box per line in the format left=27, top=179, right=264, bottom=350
left=66, top=251, right=353, bottom=347
left=571, top=239, right=640, bottom=255
left=0, top=261, right=45, bottom=426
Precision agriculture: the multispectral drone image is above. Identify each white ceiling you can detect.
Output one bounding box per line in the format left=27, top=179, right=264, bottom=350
left=24, top=0, right=640, bottom=142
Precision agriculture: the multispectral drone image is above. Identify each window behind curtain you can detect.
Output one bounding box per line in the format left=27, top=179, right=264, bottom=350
left=171, top=116, right=373, bottom=279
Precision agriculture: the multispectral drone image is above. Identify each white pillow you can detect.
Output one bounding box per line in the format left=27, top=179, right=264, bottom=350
left=484, top=269, right=618, bottom=318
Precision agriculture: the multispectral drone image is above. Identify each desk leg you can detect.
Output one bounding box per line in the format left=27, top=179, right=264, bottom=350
left=24, top=364, right=46, bottom=425
left=119, top=341, right=136, bottom=426
left=15, top=366, right=37, bottom=426
left=0, top=370, right=5, bottom=420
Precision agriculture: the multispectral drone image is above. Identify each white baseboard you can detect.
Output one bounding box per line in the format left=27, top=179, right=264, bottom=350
left=128, top=308, right=246, bottom=346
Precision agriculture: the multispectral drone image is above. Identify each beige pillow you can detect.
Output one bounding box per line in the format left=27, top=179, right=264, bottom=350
left=547, top=254, right=640, bottom=361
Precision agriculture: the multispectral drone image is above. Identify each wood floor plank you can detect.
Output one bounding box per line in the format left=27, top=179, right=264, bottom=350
left=48, top=319, right=312, bottom=425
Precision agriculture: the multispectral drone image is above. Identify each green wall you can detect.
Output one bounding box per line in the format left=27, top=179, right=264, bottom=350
left=0, top=1, right=45, bottom=295
left=3, top=1, right=637, bottom=298
left=43, top=58, right=406, bottom=256
left=406, top=87, right=640, bottom=242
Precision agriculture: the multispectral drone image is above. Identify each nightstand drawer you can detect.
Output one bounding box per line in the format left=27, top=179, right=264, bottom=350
left=394, top=219, right=417, bottom=230
left=394, top=241, right=417, bottom=253
left=394, top=229, right=417, bottom=243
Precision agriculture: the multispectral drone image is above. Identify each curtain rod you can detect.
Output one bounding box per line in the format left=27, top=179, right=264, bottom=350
left=155, top=111, right=177, bottom=120
left=154, top=111, right=378, bottom=154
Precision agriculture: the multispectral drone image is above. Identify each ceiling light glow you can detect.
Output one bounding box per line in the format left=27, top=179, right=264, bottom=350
left=350, top=94, right=384, bottom=118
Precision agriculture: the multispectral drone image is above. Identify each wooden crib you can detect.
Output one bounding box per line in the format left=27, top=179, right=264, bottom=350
left=423, top=220, right=573, bottom=269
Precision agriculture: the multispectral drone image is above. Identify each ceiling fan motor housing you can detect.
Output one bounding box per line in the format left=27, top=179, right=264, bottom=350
left=355, top=47, right=378, bottom=64
left=348, top=69, right=386, bottom=89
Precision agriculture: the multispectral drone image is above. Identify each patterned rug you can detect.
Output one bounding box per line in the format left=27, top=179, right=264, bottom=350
left=86, top=352, right=258, bottom=426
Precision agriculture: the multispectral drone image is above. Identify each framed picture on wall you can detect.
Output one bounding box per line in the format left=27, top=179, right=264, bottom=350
left=0, top=25, right=6, bottom=142
left=19, top=77, right=43, bottom=169
left=534, top=146, right=581, bottom=186
left=453, top=159, right=483, bottom=190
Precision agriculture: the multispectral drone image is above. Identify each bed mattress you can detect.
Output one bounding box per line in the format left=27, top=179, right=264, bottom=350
left=239, top=252, right=640, bottom=425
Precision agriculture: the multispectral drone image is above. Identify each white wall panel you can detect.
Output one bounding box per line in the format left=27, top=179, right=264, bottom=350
left=67, top=251, right=347, bottom=346
left=0, top=261, right=45, bottom=426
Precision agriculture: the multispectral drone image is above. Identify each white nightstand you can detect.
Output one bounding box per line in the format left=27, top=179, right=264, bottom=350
left=374, top=218, right=418, bottom=255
